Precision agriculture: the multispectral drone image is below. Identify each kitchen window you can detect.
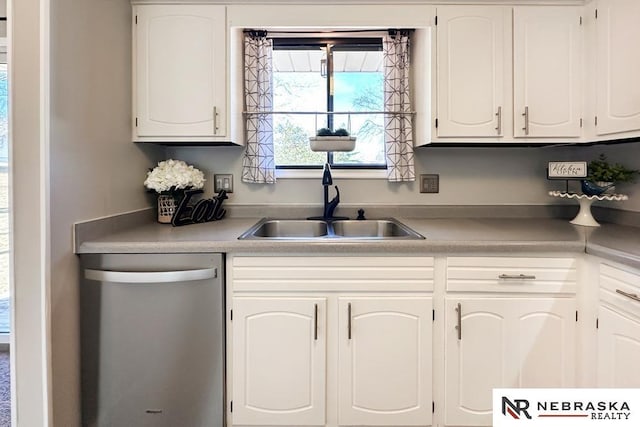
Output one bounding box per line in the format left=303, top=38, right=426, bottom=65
left=272, top=38, right=386, bottom=170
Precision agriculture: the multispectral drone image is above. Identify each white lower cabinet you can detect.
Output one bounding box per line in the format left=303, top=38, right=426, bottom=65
left=598, top=306, right=640, bottom=387
left=229, top=255, right=585, bottom=427
left=228, top=256, right=434, bottom=427
left=444, top=297, right=576, bottom=426
left=232, top=297, right=327, bottom=426
left=597, top=262, right=640, bottom=387
left=443, top=256, right=577, bottom=427
left=338, top=298, right=433, bottom=426
left=232, top=296, right=433, bottom=427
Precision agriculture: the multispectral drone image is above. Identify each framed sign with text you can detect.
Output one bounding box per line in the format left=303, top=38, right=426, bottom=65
left=547, top=161, right=587, bottom=180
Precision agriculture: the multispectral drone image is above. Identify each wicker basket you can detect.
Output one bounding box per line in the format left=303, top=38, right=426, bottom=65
left=157, top=194, right=176, bottom=224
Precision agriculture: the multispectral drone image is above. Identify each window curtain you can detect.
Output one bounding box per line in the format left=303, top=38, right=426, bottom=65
left=383, top=30, right=415, bottom=182
left=242, top=31, right=276, bottom=184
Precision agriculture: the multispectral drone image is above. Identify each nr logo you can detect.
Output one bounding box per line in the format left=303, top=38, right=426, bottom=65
left=502, top=397, right=532, bottom=420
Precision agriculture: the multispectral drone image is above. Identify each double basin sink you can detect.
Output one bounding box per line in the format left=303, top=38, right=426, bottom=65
left=239, top=218, right=425, bottom=240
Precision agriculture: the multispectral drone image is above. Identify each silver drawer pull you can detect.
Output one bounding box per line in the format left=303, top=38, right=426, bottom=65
left=314, top=304, right=318, bottom=341
left=495, top=106, right=502, bottom=134
left=213, top=106, right=219, bottom=134
left=499, top=274, right=536, bottom=280
left=455, top=303, right=462, bottom=340
left=522, top=106, right=529, bottom=135
left=616, top=289, right=640, bottom=302
left=348, top=302, right=352, bottom=340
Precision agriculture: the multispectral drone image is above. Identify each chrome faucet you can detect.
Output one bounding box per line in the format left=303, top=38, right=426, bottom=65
left=309, top=163, right=348, bottom=220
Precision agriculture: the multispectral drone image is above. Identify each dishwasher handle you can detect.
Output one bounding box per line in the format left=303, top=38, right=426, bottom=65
left=84, top=267, right=217, bottom=284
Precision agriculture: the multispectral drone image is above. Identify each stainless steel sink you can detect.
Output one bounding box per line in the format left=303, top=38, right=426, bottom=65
left=332, top=220, right=419, bottom=238
left=246, top=220, right=329, bottom=238
left=238, top=218, right=424, bottom=240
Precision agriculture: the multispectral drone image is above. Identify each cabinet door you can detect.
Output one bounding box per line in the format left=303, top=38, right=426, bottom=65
left=513, top=7, right=582, bottom=138
left=232, top=297, right=326, bottom=426
left=134, top=5, right=226, bottom=138
left=445, top=297, right=575, bottom=426
left=445, top=298, right=509, bottom=426
left=596, top=0, right=640, bottom=135
left=338, top=297, right=432, bottom=426
left=436, top=6, right=510, bottom=138
left=598, top=305, right=640, bottom=387
left=513, top=298, right=576, bottom=389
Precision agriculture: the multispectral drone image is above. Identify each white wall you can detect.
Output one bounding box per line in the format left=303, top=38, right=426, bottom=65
left=48, top=0, right=163, bottom=425
left=11, top=0, right=49, bottom=425
left=169, top=145, right=585, bottom=206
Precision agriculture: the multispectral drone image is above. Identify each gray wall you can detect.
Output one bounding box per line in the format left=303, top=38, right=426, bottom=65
left=581, top=143, right=640, bottom=212
left=169, top=142, right=640, bottom=212
left=49, top=0, right=163, bottom=425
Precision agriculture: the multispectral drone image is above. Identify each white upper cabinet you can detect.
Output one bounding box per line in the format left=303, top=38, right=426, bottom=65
left=513, top=7, right=582, bottom=138
left=435, top=5, right=584, bottom=142
left=133, top=5, right=228, bottom=141
left=595, top=0, right=640, bottom=135
left=436, top=6, right=510, bottom=138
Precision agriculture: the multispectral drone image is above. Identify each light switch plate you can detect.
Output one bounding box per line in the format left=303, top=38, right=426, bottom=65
left=420, top=174, right=439, bottom=193
left=214, top=174, right=233, bottom=193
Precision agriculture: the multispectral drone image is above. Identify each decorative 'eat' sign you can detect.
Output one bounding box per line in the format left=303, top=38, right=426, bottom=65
left=171, top=189, right=228, bottom=227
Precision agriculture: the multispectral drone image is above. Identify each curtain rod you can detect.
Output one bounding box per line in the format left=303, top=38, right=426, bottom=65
left=243, top=111, right=415, bottom=116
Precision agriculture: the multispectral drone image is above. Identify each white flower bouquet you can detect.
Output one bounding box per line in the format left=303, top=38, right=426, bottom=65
left=144, top=159, right=206, bottom=194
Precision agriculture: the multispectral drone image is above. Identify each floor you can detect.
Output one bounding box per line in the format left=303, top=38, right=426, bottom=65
left=0, top=301, right=7, bottom=334
left=0, top=164, right=8, bottom=333
left=0, top=162, right=11, bottom=425
left=0, top=352, right=9, bottom=426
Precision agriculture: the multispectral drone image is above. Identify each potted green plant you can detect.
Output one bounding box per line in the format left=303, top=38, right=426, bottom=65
left=309, top=128, right=356, bottom=152
left=581, top=154, right=639, bottom=196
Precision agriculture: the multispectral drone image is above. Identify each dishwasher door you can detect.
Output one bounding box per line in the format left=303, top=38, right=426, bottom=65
left=81, top=253, right=224, bottom=427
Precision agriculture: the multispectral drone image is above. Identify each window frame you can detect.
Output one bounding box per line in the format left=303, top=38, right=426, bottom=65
left=271, top=37, right=386, bottom=170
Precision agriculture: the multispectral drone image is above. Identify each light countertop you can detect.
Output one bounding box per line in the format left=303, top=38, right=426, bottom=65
left=76, top=217, right=640, bottom=268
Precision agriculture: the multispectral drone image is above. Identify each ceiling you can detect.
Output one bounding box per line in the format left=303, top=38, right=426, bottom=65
left=272, top=50, right=383, bottom=73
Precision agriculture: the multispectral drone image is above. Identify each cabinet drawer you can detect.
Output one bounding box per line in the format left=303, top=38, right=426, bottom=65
left=600, top=263, right=640, bottom=318
left=446, top=257, right=577, bottom=293
left=231, top=256, right=434, bottom=292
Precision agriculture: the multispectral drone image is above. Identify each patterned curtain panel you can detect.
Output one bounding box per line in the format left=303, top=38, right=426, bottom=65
left=383, top=31, right=415, bottom=182
left=242, top=31, right=276, bottom=184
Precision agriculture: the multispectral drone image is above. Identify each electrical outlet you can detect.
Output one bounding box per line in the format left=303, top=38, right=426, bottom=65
left=420, top=174, right=439, bottom=193
left=214, top=174, right=233, bottom=193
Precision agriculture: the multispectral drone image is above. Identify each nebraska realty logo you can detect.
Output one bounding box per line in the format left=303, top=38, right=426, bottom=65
left=493, top=389, right=640, bottom=426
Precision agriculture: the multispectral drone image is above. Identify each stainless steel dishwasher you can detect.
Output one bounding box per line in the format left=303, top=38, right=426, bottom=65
left=80, top=253, right=225, bottom=427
